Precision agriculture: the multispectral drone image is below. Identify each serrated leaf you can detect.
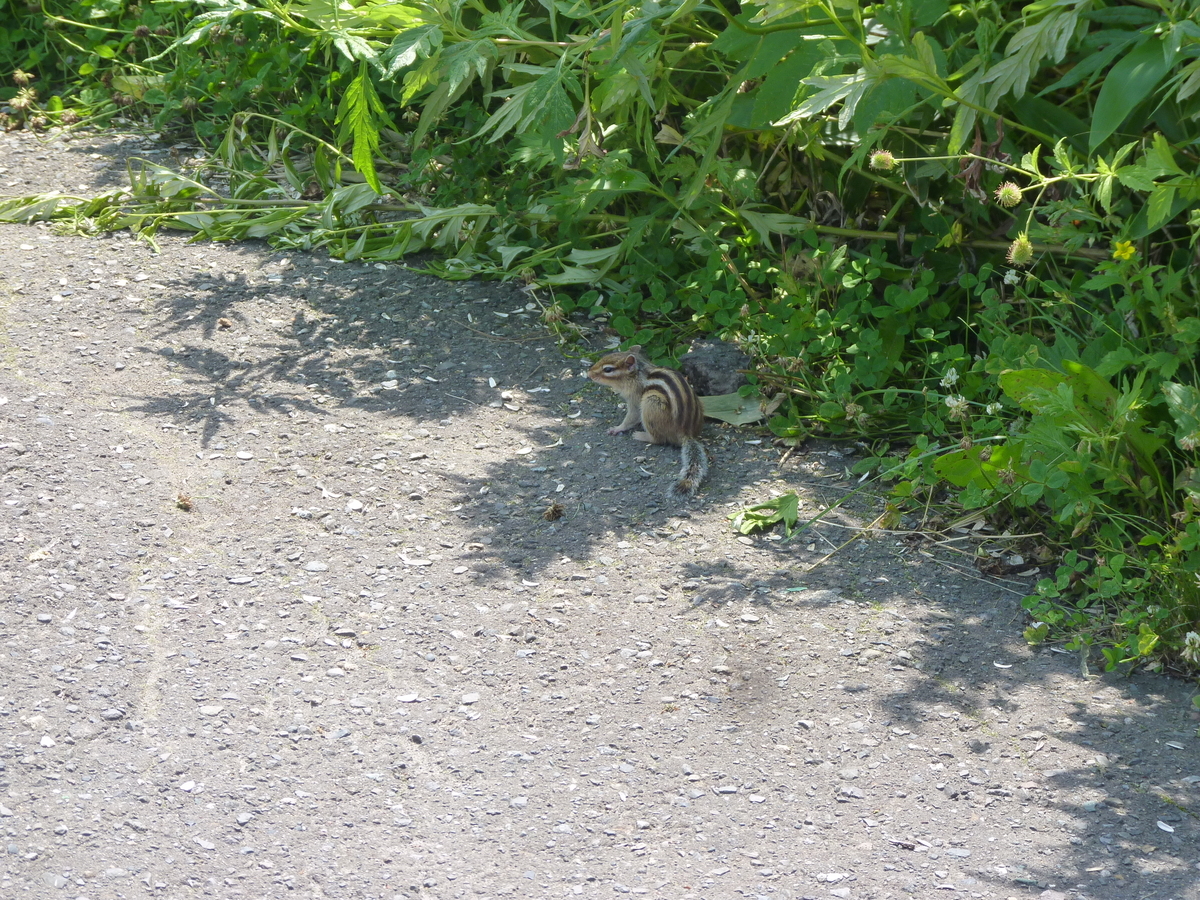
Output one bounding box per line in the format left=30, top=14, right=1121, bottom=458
left=912, top=31, right=938, bottom=75
left=738, top=207, right=809, bottom=244
left=332, top=32, right=378, bottom=64
left=776, top=71, right=870, bottom=126
left=1019, top=145, right=1041, bottom=175
left=476, top=79, right=541, bottom=143
left=983, top=6, right=1081, bottom=106
left=1146, top=184, right=1177, bottom=229
left=729, top=493, right=801, bottom=537
left=1146, top=133, right=1185, bottom=176
left=1094, top=173, right=1115, bottom=213
left=335, top=62, right=393, bottom=194
left=1115, top=164, right=1159, bottom=192
left=381, top=25, right=442, bottom=79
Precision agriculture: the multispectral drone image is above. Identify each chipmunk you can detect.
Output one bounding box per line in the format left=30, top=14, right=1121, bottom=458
left=587, top=345, right=709, bottom=500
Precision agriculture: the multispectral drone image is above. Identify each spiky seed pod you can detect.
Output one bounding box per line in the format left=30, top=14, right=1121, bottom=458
left=994, top=182, right=1022, bottom=208
left=1006, top=234, right=1034, bottom=266
left=869, top=150, right=896, bottom=171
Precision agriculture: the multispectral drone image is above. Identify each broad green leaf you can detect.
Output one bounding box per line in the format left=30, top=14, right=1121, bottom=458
left=1174, top=318, right=1200, bottom=344
left=933, top=442, right=1026, bottom=490
left=567, top=246, right=622, bottom=267
left=750, top=40, right=826, bottom=127
left=1037, top=32, right=1139, bottom=96
left=911, top=0, right=949, bottom=28
left=700, top=392, right=783, bottom=426
left=402, top=52, right=444, bottom=103
left=744, top=30, right=808, bottom=81
left=853, top=77, right=917, bottom=134
left=946, top=70, right=983, bottom=153
left=1010, top=95, right=1087, bottom=152
left=1089, top=36, right=1177, bottom=152
left=540, top=265, right=603, bottom=285
left=495, top=245, right=530, bottom=268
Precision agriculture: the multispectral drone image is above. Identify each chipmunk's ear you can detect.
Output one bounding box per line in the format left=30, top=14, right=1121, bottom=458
left=627, top=345, right=642, bottom=353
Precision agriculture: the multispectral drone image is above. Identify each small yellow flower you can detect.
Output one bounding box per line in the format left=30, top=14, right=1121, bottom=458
left=1006, top=233, right=1034, bottom=266
left=1112, top=240, right=1136, bottom=261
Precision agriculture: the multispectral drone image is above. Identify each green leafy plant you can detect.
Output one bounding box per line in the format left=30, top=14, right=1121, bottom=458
left=8, top=0, right=1200, bottom=673
left=730, top=493, right=801, bottom=538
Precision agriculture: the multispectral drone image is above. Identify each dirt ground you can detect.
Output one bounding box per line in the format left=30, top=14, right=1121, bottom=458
left=0, top=126, right=1197, bottom=900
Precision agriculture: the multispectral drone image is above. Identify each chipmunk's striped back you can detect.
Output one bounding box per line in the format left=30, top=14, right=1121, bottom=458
left=587, top=346, right=709, bottom=500
left=638, top=363, right=703, bottom=445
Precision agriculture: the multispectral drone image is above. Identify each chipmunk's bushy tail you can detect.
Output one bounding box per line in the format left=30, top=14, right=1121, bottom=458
left=669, top=437, right=709, bottom=501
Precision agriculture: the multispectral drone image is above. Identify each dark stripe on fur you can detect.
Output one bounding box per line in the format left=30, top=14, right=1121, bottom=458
left=645, top=368, right=702, bottom=437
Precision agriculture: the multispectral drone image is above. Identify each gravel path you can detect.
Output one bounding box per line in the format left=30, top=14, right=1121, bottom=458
left=0, top=127, right=1197, bottom=900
